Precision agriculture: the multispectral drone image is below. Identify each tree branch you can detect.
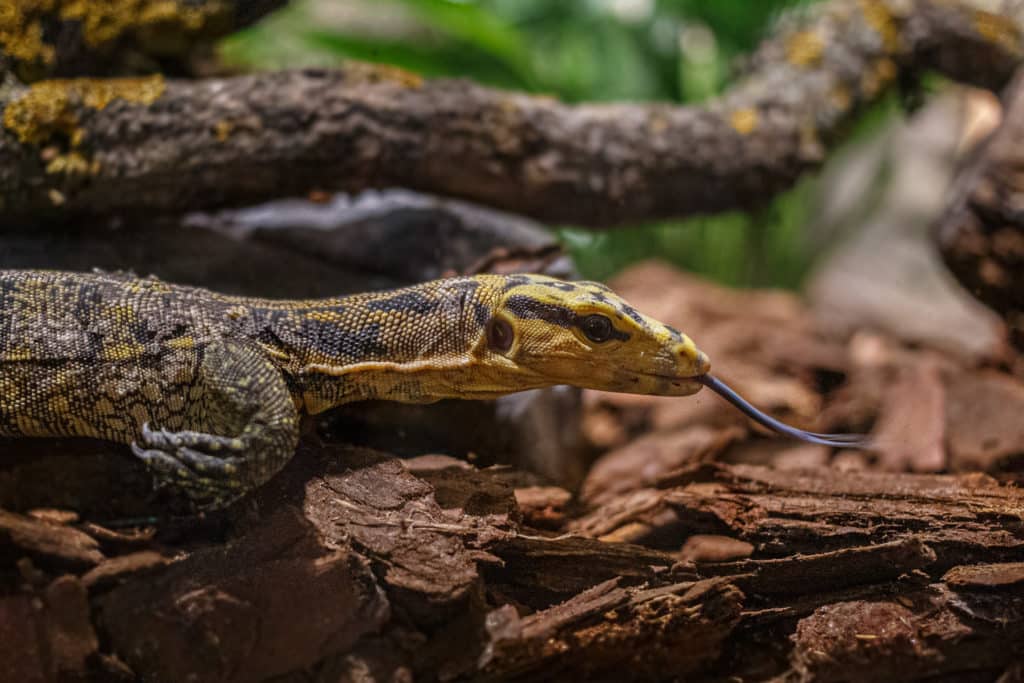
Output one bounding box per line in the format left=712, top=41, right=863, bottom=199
left=1, top=0, right=1022, bottom=226
left=0, top=0, right=286, bottom=81
left=938, top=67, right=1024, bottom=349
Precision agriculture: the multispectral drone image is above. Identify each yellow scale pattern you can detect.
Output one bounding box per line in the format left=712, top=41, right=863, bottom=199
left=0, top=269, right=708, bottom=508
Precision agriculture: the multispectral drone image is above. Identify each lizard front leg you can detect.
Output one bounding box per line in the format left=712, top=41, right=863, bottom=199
left=131, top=339, right=299, bottom=509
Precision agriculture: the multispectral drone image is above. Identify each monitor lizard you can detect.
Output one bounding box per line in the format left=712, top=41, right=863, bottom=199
left=0, top=269, right=865, bottom=509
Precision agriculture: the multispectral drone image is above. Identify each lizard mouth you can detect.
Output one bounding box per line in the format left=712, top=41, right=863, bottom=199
left=696, top=374, right=870, bottom=449
left=629, top=371, right=704, bottom=390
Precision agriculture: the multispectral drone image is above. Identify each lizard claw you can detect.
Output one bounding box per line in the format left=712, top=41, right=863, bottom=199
left=140, top=422, right=183, bottom=449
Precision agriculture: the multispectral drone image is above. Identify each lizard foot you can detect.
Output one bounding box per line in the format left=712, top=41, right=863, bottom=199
left=131, top=422, right=248, bottom=508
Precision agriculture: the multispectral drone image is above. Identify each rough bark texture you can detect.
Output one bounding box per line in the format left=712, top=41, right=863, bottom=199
left=1, top=0, right=1022, bottom=226
left=0, top=0, right=286, bottom=81
left=938, top=68, right=1024, bottom=351
left=4, top=260, right=1024, bottom=682
left=3, top=446, right=1024, bottom=682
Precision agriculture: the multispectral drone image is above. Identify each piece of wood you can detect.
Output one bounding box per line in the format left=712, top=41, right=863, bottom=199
left=938, top=67, right=1024, bottom=350
left=2, top=0, right=1022, bottom=225
left=4, top=444, right=1024, bottom=681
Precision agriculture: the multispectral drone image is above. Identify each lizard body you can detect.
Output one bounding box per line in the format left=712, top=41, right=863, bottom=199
left=0, top=269, right=710, bottom=507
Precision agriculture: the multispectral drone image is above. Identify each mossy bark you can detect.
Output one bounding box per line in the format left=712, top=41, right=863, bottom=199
left=1, top=0, right=1022, bottom=227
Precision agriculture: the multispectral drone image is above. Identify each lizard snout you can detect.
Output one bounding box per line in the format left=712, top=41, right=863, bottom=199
left=672, top=339, right=710, bottom=377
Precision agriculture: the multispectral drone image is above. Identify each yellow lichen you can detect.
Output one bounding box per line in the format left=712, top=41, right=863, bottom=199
left=345, top=62, right=424, bottom=89
left=213, top=119, right=233, bottom=142
left=729, top=108, right=759, bottom=136
left=3, top=74, right=165, bottom=146
left=973, top=10, right=1023, bottom=56
left=0, top=1, right=229, bottom=74
left=0, top=0, right=58, bottom=66
left=44, top=150, right=95, bottom=176
left=138, top=1, right=215, bottom=30
left=60, top=0, right=230, bottom=50
left=859, top=0, right=900, bottom=53
left=785, top=30, right=825, bottom=67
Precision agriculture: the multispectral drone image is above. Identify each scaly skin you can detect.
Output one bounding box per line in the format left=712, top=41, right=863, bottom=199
left=0, top=269, right=709, bottom=508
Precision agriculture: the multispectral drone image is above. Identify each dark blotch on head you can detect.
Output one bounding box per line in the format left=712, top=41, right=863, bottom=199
left=540, top=281, right=578, bottom=292
left=506, top=295, right=575, bottom=327
left=506, top=295, right=630, bottom=341
left=620, top=305, right=647, bottom=327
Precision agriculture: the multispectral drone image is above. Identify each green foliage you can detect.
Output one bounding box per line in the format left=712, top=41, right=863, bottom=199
left=221, top=0, right=872, bottom=288
left=560, top=178, right=816, bottom=289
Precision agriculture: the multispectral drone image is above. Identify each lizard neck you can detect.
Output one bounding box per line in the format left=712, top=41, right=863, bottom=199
left=246, top=276, right=507, bottom=413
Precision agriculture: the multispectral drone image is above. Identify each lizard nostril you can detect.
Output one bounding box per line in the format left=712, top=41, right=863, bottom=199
left=691, top=350, right=711, bottom=374
left=673, top=343, right=709, bottom=374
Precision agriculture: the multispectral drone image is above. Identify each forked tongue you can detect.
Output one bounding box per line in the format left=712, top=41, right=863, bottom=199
left=697, top=374, right=870, bottom=449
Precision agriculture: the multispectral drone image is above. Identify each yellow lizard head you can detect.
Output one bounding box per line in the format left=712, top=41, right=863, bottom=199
left=289, top=272, right=864, bottom=448
left=474, top=274, right=710, bottom=396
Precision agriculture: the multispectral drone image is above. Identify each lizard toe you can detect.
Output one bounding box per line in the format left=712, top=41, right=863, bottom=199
left=140, top=425, right=246, bottom=453
left=131, top=442, right=190, bottom=480
left=132, top=441, right=247, bottom=508
left=173, top=446, right=243, bottom=476
left=139, top=422, right=183, bottom=449
left=133, top=437, right=245, bottom=477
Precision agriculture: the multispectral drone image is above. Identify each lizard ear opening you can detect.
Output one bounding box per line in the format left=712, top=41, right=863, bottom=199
left=486, top=316, right=514, bottom=353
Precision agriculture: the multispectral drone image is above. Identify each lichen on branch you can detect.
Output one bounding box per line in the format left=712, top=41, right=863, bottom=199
left=0, top=0, right=283, bottom=81
left=0, top=0, right=1022, bottom=226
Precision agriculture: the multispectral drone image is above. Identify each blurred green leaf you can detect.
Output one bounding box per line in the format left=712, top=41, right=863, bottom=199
left=668, top=0, right=814, bottom=51
left=302, top=31, right=528, bottom=86
left=397, top=0, right=536, bottom=86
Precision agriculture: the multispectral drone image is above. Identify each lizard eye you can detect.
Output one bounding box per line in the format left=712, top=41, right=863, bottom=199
left=579, top=314, right=614, bottom=343
left=487, top=316, right=514, bottom=352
